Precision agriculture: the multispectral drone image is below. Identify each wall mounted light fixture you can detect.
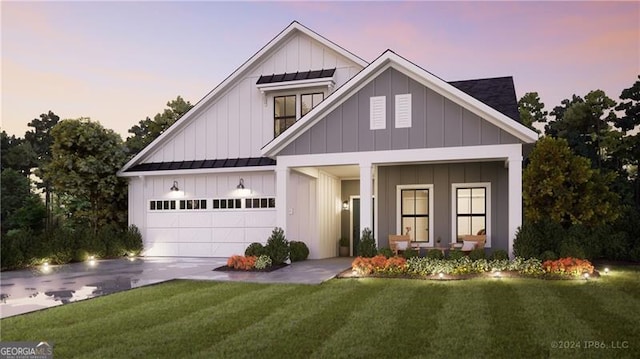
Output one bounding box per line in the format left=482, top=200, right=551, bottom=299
left=237, top=178, right=245, bottom=189
left=342, top=200, right=349, bottom=211
left=170, top=181, right=179, bottom=191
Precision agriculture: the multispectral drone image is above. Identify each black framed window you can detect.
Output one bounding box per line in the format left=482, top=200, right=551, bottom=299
left=401, top=189, right=429, bottom=242
left=274, top=95, right=296, bottom=137
left=456, top=187, right=486, bottom=241
left=301, top=92, right=324, bottom=116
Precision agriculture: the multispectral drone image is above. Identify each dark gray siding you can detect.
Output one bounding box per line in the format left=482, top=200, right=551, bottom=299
left=280, top=67, right=523, bottom=156
left=376, top=162, right=509, bottom=252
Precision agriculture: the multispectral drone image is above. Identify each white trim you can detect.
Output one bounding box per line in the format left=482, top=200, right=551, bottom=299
left=276, top=143, right=521, bottom=169
left=373, top=164, right=379, bottom=247
left=359, top=163, right=373, bottom=234
left=257, top=78, right=335, bottom=93
left=119, top=21, right=367, bottom=174
left=396, top=184, right=434, bottom=246
left=507, top=157, right=523, bottom=259
left=262, top=50, right=538, bottom=157
left=276, top=166, right=290, bottom=237
left=118, top=166, right=276, bottom=177
left=349, top=195, right=359, bottom=257
left=451, top=182, right=492, bottom=248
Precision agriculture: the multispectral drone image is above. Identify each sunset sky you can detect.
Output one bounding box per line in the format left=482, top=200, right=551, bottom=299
left=2, top=1, right=638, bottom=139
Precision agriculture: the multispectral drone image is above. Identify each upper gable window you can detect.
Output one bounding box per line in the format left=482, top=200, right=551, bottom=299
left=274, top=92, right=324, bottom=137
left=301, top=92, right=324, bottom=116
left=274, top=95, right=297, bottom=137
left=258, top=69, right=334, bottom=138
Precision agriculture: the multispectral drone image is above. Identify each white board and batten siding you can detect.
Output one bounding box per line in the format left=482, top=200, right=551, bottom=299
left=125, top=28, right=364, bottom=258
left=142, top=32, right=363, bottom=165
left=286, top=170, right=341, bottom=259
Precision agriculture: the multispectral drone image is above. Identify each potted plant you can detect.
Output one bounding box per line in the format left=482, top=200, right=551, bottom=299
left=339, top=237, right=350, bottom=257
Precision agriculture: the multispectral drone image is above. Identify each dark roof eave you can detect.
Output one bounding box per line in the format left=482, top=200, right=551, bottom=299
left=125, top=157, right=276, bottom=173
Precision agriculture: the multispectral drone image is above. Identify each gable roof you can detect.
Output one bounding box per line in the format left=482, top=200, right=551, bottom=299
left=262, top=50, right=538, bottom=157
left=118, top=21, right=367, bottom=175
left=449, top=77, right=520, bottom=122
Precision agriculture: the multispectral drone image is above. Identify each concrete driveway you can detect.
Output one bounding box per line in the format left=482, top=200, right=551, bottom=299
left=0, top=256, right=353, bottom=319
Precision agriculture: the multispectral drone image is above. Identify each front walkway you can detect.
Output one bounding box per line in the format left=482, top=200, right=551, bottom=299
left=0, top=257, right=353, bottom=319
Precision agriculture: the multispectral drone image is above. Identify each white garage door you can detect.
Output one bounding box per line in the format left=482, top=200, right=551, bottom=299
left=143, top=197, right=276, bottom=257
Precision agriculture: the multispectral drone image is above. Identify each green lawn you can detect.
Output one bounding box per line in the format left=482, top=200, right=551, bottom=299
left=2, top=266, right=639, bottom=359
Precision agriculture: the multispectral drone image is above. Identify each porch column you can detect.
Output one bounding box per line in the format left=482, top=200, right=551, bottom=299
left=507, top=155, right=523, bottom=259
left=276, top=166, right=290, bottom=235
left=359, top=162, right=373, bottom=236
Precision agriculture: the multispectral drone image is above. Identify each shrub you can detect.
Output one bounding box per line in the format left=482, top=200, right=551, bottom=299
left=513, top=219, right=564, bottom=258
left=100, top=224, right=126, bottom=258
left=42, top=227, right=73, bottom=264
left=290, top=241, right=309, bottom=262
left=254, top=255, right=272, bottom=270
left=378, top=247, right=393, bottom=258
left=490, top=250, right=509, bottom=260
left=426, top=249, right=444, bottom=259
left=558, top=240, right=586, bottom=259
left=1, top=229, right=27, bottom=270
left=351, top=255, right=407, bottom=276
left=339, top=237, right=349, bottom=247
left=601, top=232, right=628, bottom=261
left=448, top=250, right=465, bottom=260
left=401, top=248, right=419, bottom=259
left=74, top=226, right=105, bottom=258
left=508, top=257, right=544, bottom=276
left=358, top=228, right=377, bottom=258
left=469, top=248, right=485, bottom=260
left=539, top=250, right=557, bottom=261
left=245, top=242, right=266, bottom=257
left=227, top=255, right=257, bottom=270
left=542, top=257, right=594, bottom=276
left=123, top=225, right=143, bottom=255
left=265, top=227, right=289, bottom=265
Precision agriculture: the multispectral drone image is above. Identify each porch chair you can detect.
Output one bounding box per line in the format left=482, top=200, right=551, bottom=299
left=460, top=230, right=486, bottom=253
left=389, top=235, right=411, bottom=256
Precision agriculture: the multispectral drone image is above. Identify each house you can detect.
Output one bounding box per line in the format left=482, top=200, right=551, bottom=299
left=117, top=21, right=538, bottom=259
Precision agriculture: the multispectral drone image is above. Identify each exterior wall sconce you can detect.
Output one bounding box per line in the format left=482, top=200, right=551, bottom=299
left=170, top=181, right=179, bottom=191
left=342, top=200, right=349, bottom=211
left=237, top=178, right=245, bottom=189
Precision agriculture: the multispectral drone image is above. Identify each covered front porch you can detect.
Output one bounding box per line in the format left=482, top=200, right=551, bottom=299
left=274, top=144, right=524, bottom=259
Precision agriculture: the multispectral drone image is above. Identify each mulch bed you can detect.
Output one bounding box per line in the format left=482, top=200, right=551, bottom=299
left=337, top=268, right=602, bottom=281
left=213, top=263, right=288, bottom=273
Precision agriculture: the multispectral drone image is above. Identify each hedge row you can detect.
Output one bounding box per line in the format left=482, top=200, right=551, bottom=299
left=1, top=225, right=143, bottom=271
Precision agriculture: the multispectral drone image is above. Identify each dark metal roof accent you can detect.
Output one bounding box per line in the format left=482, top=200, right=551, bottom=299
left=448, top=77, right=520, bottom=122
left=125, top=157, right=277, bottom=173
left=257, top=68, right=336, bottom=85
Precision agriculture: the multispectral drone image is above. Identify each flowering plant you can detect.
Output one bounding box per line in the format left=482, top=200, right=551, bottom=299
left=352, top=255, right=407, bottom=275
left=542, top=257, right=594, bottom=276
left=227, top=255, right=257, bottom=270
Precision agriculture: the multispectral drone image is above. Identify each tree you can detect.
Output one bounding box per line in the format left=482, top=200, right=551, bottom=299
left=125, top=96, right=192, bottom=156
left=518, top=92, right=547, bottom=132
left=1, top=169, right=45, bottom=232
left=546, top=90, right=618, bottom=170
left=523, top=137, right=619, bottom=228
left=613, top=76, right=640, bottom=207
left=44, top=118, right=128, bottom=233
left=1, top=131, right=37, bottom=176
left=25, top=111, right=61, bottom=228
